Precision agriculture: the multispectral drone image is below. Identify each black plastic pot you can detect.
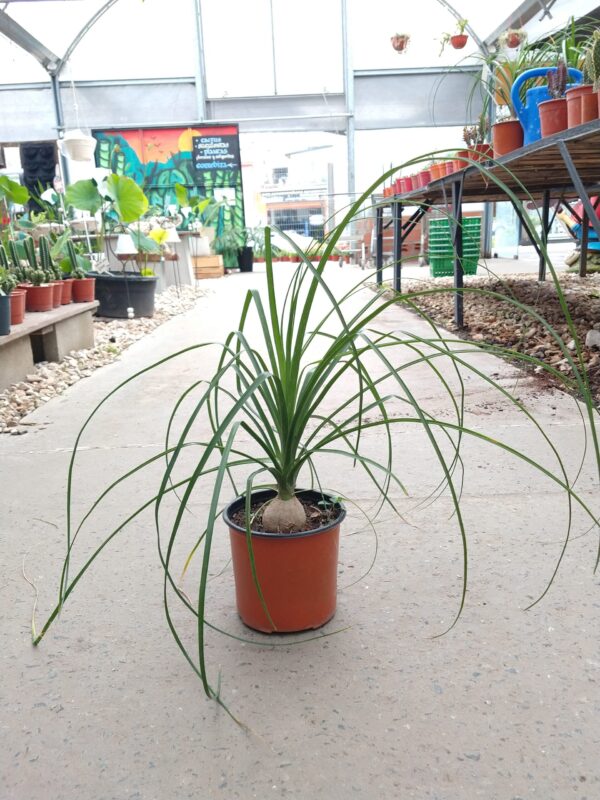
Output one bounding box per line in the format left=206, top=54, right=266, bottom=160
left=238, top=246, right=254, bottom=272
left=0, top=294, right=10, bottom=335
left=90, top=271, right=157, bottom=319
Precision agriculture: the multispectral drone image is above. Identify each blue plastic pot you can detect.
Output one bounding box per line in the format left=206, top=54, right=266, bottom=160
left=511, top=67, right=583, bottom=145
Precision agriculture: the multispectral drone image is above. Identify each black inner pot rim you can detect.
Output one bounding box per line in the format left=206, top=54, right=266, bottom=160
left=223, top=488, right=346, bottom=539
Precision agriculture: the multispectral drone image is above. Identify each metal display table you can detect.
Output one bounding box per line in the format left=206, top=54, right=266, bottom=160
left=375, top=120, right=600, bottom=327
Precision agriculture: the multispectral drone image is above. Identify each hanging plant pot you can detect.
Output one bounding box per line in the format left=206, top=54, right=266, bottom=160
left=492, top=119, right=524, bottom=157
left=57, top=129, right=97, bottom=162
left=391, top=34, right=410, bottom=53
left=505, top=31, right=525, bottom=49
left=224, top=489, right=346, bottom=633
left=450, top=34, right=468, bottom=50
left=9, top=289, right=26, bottom=325
left=539, top=98, right=568, bottom=138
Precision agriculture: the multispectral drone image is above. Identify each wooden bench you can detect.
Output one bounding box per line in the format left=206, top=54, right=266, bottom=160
left=0, top=301, right=99, bottom=391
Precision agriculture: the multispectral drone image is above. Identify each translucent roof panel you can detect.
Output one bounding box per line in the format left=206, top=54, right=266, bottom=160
left=1, top=0, right=197, bottom=81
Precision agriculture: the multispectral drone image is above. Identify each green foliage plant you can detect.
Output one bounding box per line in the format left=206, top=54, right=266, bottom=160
left=0, top=265, right=17, bottom=295
left=31, top=155, right=600, bottom=717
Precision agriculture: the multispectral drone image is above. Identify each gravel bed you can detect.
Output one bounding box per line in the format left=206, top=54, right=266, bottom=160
left=390, top=272, right=600, bottom=403
left=0, top=285, right=205, bottom=435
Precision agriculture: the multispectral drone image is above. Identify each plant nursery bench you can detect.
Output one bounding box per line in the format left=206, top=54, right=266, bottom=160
left=0, top=301, right=99, bottom=392
left=375, top=119, right=600, bottom=327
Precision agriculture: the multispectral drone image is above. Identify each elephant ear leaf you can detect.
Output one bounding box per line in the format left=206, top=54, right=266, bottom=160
left=65, top=179, right=102, bottom=215
left=104, top=175, right=148, bottom=224
left=0, top=176, right=29, bottom=205
left=174, top=183, right=189, bottom=207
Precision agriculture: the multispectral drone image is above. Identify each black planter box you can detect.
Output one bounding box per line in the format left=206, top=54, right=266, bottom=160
left=237, top=246, right=254, bottom=272
left=90, top=272, right=157, bottom=319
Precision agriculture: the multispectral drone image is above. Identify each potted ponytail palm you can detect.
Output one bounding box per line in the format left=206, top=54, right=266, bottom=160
left=32, top=162, right=600, bottom=714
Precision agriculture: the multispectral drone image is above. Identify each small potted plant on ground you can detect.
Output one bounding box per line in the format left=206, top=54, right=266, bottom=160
left=539, top=58, right=569, bottom=136
left=237, top=227, right=254, bottom=272
left=439, top=18, right=468, bottom=55
left=391, top=33, right=410, bottom=53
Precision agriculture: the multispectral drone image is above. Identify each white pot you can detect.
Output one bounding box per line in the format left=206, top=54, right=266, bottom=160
left=58, top=130, right=97, bottom=162
left=193, top=236, right=212, bottom=257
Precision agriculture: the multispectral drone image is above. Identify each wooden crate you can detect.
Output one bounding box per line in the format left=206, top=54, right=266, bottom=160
left=193, top=255, right=224, bottom=279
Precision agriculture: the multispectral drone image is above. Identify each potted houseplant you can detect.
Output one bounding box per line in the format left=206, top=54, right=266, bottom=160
left=214, top=224, right=245, bottom=270
left=539, top=58, right=569, bottom=136
left=65, top=174, right=155, bottom=317
left=237, top=227, right=254, bottom=272
left=0, top=242, right=26, bottom=325
left=0, top=264, right=17, bottom=334
left=29, top=164, right=600, bottom=714
left=390, top=33, right=410, bottom=53
left=492, top=105, right=524, bottom=157
left=439, top=18, right=468, bottom=55
left=462, top=113, right=492, bottom=161
left=574, top=30, right=600, bottom=124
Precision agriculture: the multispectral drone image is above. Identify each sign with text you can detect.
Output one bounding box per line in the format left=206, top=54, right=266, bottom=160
left=193, top=127, right=241, bottom=173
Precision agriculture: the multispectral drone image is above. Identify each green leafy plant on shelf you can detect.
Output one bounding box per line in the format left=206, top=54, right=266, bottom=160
left=31, top=155, right=600, bottom=721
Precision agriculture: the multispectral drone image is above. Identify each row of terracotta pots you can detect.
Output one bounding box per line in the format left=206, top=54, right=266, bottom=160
left=537, top=84, right=600, bottom=139
left=9, top=277, right=96, bottom=326
left=383, top=145, right=495, bottom=197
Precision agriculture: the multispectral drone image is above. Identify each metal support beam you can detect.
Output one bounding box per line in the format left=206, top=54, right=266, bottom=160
left=192, top=0, right=208, bottom=119
left=0, top=9, right=59, bottom=72
left=341, top=0, right=355, bottom=199
left=392, top=200, right=403, bottom=293
left=558, top=140, right=600, bottom=241
left=539, top=189, right=550, bottom=281
left=451, top=177, right=464, bottom=328
left=375, top=204, right=384, bottom=286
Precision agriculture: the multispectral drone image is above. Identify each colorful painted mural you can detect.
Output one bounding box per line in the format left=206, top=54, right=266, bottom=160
left=92, top=125, right=245, bottom=231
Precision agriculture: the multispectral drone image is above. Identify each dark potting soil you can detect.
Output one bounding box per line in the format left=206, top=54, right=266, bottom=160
left=230, top=496, right=340, bottom=534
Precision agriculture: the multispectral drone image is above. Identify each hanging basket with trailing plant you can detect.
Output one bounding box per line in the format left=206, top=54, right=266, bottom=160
left=391, top=33, right=410, bottom=53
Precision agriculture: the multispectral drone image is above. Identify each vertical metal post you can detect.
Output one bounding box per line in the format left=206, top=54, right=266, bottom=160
left=375, top=204, right=383, bottom=286
left=580, top=211, right=589, bottom=277
left=192, top=0, right=208, bottom=120
left=393, top=199, right=403, bottom=293
left=268, top=0, right=278, bottom=95
left=539, top=189, right=550, bottom=281
left=50, top=71, right=70, bottom=185
left=341, top=0, right=355, bottom=199
left=452, top=179, right=464, bottom=328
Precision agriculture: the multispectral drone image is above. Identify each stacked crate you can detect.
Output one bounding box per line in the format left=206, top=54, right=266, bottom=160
left=428, top=217, right=481, bottom=277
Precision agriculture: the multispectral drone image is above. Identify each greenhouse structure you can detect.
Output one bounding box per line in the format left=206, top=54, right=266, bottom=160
left=1, top=1, right=599, bottom=798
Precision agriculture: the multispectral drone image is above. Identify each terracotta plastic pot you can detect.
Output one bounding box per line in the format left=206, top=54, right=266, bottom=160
left=474, top=143, right=493, bottom=162
left=225, top=489, right=346, bottom=633
left=50, top=282, right=62, bottom=308
left=9, top=289, right=26, bottom=325
left=451, top=34, right=468, bottom=50
left=430, top=164, right=444, bottom=181
left=25, top=284, right=54, bottom=312
left=60, top=278, right=74, bottom=304
left=71, top=277, right=96, bottom=303
left=566, top=84, right=593, bottom=128
left=444, top=161, right=454, bottom=175
left=492, top=119, right=524, bottom=157
left=404, top=176, right=414, bottom=191
left=539, top=98, right=568, bottom=137
left=505, top=32, right=524, bottom=48
left=581, top=91, right=598, bottom=123
left=391, top=34, right=409, bottom=53
left=417, top=170, right=431, bottom=187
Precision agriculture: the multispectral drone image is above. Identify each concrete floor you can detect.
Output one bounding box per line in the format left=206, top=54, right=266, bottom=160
left=1, top=263, right=599, bottom=800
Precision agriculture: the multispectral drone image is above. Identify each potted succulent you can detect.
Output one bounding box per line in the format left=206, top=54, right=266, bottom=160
left=0, top=243, right=26, bottom=325
left=462, top=113, right=492, bottom=161
left=573, top=30, right=600, bottom=125
left=391, top=33, right=410, bottom=53
left=439, top=18, right=468, bottom=55
left=0, top=264, right=17, bottom=334
left=539, top=58, right=569, bottom=136
left=29, top=163, right=600, bottom=716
